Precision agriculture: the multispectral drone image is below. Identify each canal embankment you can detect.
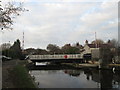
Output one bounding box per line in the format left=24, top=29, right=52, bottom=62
left=27, top=61, right=120, bottom=71
left=11, top=64, right=36, bottom=88
left=2, top=60, right=37, bottom=88
left=61, top=63, right=120, bottom=70
left=61, top=63, right=99, bottom=69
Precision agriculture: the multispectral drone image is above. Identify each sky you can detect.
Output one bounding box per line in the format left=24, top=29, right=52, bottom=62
left=1, top=0, right=119, bottom=49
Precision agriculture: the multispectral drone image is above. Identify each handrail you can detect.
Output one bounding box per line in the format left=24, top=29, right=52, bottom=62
left=29, top=54, right=82, bottom=60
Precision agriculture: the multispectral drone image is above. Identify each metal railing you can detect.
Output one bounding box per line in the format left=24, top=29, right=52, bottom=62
left=29, top=54, right=82, bottom=60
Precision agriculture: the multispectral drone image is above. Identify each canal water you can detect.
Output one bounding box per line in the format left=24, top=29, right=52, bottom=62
left=29, top=63, right=120, bottom=89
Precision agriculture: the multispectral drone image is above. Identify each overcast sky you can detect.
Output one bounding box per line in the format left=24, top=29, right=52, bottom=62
left=1, top=0, right=119, bottom=49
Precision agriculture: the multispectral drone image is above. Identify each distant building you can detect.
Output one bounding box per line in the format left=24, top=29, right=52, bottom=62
left=83, top=40, right=114, bottom=60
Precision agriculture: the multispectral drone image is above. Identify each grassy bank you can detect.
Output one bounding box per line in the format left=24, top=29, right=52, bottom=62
left=11, top=61, right=36, bottom=88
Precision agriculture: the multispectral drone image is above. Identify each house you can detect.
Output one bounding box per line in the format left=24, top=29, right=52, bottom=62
left=83, top=40, right=114, bottom=60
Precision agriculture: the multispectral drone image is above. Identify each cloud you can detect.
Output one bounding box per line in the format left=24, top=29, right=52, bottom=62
left=1, top=0, right=118, bottom=49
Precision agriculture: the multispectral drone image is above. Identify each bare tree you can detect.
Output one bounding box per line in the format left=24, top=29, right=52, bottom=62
left=91, top=39, right=104, bottom=44
left=0, top=1, right=28, bottom=30
left=47, top=44, right=61, bottom=54
left=110, top=39, right=119, bottom=48
left=61, top=44, right=80, bottom=54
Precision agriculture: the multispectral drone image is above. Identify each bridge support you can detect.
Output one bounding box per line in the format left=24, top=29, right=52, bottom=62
left=33, top=62, right=36, bottom=66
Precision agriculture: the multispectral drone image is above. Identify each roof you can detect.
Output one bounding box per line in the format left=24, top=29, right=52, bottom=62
left=87, top=44, right=113, bottom=48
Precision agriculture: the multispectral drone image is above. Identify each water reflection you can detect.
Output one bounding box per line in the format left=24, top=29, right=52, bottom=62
left=63, top=69, right=120, bottom=89
left=30, top=69, right=120, bottom=89
left=64, top=70, right=81, bottom=77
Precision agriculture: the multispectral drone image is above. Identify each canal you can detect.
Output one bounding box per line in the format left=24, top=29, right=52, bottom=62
left=29, top=63, right=120, bottom=89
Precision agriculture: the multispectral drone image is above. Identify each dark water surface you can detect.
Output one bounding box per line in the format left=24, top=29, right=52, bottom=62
left=29, top=64, right=120, bottom=89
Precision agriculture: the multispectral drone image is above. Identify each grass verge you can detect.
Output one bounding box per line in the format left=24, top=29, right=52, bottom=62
left=11, top=64, right=36, bottom=88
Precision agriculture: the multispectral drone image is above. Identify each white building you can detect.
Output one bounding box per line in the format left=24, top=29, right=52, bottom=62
left=83, top=40, right=114, bottom=59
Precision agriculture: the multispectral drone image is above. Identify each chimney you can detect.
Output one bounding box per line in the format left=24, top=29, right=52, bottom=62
left=85, top=40, right=88, bottom=44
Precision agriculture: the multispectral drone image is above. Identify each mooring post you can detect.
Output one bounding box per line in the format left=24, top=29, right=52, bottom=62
left=98, top=59, right=102, bottom=69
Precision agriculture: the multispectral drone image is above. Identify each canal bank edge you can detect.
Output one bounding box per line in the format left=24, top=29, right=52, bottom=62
left=2, top=60, right=38, bottom=88
left=12, top=61, right=38, bottom=88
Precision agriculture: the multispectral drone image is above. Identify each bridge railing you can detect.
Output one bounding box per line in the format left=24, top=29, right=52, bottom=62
left=29, top=54, right=82, bottom=60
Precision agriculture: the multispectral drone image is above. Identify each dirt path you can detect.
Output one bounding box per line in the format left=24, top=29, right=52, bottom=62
left=2, top=60, right=19, bottom=88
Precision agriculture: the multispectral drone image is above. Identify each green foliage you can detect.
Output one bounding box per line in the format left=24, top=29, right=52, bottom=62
left=47, top=44, right=61, bottom=54
left=12, top=65, right=36, bottom=88
left=2, top=39, right=23, bottom=59
left=9, top=39, right=22, bottom=59
left=35, top=49, right=49, bottom=55
left=100, top=46, right=113, bottom=66
left=61, top=45, right=80, bottom=54
left=46, top=43, right=81, bottom=54
left=64, top=47, right=79, bottom=54
left=2, top=49, right=9, bottom=56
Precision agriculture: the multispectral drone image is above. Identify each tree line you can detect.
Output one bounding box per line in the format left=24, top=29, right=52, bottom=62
left=1, top=38, right=120, bottom=61
left=25, top=43, right=83, bottom=55
left=2, top=39, right=23, bottom=59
